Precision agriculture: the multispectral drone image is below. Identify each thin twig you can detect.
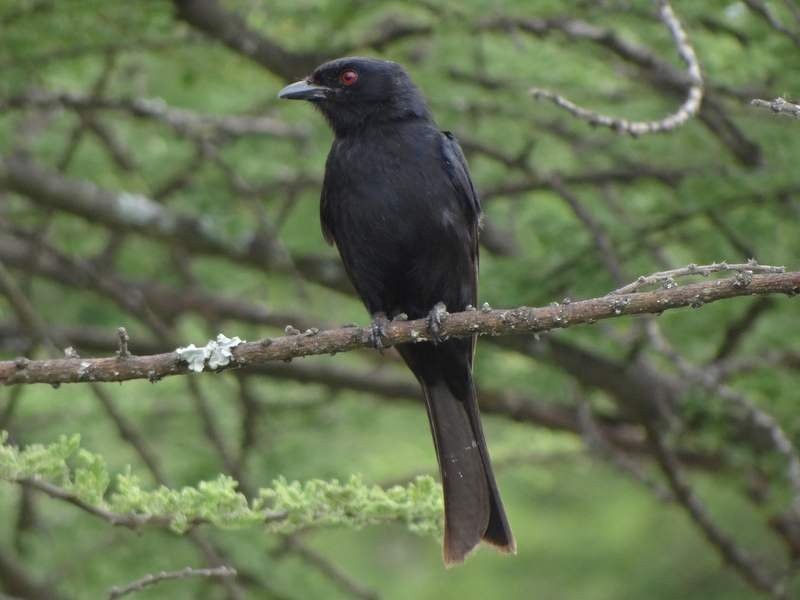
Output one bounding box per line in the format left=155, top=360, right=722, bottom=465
left=116, top=327, right=130, bottom=359
left=578, top=402, right=672, bottom=501
left=107, top=565, right=236, bottom=599
left=279, top=536, right=379, bottom=600
left=751, top=97, right=800, bottom=119
left=711, top=297, right=775, bottom=362
left=530, top=0, right=703, bottom=135
left=550, top=178, right=626, bottom=286
left=609, top=260, right=785, bottom=295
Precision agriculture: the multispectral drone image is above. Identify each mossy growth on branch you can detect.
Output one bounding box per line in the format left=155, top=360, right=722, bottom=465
left=0, top=432, right=443, bottom=536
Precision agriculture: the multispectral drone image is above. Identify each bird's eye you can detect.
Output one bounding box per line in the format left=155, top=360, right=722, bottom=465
left=339, top=69, right=358, bottom=86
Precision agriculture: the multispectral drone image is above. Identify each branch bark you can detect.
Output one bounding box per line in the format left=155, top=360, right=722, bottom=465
left=2, top=271, right=797, bottom=386
left=172, top=0, right=429, bottom=82
left=528, top=0, right=703, bottom=135
left=1, top=91, right=306, bottom=140
left=107, top=566, right=237, bottom=600
left=480, top=8, right=761, bottom=165
left=751, top=97, right=800, bottom=119
left=0, top=154, right=350, bottom=293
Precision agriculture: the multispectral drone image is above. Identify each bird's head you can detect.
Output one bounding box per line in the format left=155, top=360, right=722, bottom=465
left=278, top=57, right=430, bottom=136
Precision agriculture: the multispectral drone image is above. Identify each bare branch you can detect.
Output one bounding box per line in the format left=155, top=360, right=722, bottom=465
left=529, top=0, right=703, bottom=135
left=751, top=97, right=800, bottom=119
left=479, top=165, right=688, bottom=201
left=172, top=0, right=429, bottom=81
left=277, top=537, right=378, bottom=600
left=0, top=546, right=65, bottom=600
left=1, top=91, right=306, bottom=140
left=479, top=7, right=760, bottom=165
left=0, top=231, right=318, bottom=331
left=643, top=419, right=785, bottom=597
left=1, top=270, right=797, bottom=386
left=646, top=321, right=800, bottom=516
left=0, top=259, right=247, bottom=597
left=0, top=155, right=349, bottom=293
left=609, top=261, right=785, bottom=295
left=712, top=297, right=775, bottom=362
left=549, top=179, right=626, bottom=285
left=578, top=402, right=672, bottom=501
left=744, top=0, right=800, bottom=47
left=108, top=565, right=236, bottom=599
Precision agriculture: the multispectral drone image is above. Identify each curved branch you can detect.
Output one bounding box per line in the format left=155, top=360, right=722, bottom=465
left=528, top=0, right=703, bottom=135
left=2, top=271, right=797, bottom=386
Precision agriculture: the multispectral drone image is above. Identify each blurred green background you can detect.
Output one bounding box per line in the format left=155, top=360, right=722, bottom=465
left=1, top=0, right=799, bottom=598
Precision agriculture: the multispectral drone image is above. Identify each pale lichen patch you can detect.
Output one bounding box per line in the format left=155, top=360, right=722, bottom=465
left=176, top=334, right=244, bottom=373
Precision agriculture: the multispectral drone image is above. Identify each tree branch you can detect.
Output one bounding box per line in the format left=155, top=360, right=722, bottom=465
left=609, top=260, right=784, bottom=295
left=751, top=97, right=800, bottom=119
left=743, top=0, right=800, bottom=48
left=20, top=477, right=183, bottom=530
left=527, top=0, right=703, bottom=136
left=0, top=154, right=350, bottom=293
left=1, top=90, right=306, bottom=140
left=172, top=0, right=429, bottom=82
left=107, top=565, right=237, bottom=599
left=479, top=8, right=761, bottom=165
left=0, top=546, right=64, bottom=600
left=2, top=271, right=797, bottom=386
left=643, top=419, right=786, bottom=597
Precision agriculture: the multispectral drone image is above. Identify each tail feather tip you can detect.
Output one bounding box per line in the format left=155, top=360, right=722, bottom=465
left=443, top=535, right=517, bottom=567
left=483, top=536, right=517, bottom=555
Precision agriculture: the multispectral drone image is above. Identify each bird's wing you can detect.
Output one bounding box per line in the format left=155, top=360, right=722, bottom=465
left=320, top=151, right=338, bottom=246
left=440, top=131, right=482, bottom=229
left=441, top=130, right=481, bottom=365
left=320, top=184, right=335, bottom=245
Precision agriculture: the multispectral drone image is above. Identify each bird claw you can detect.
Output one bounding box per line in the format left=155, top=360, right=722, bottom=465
left=427, top=302, right=448, bottom=345
left=369, top=313, right=389, bottom=353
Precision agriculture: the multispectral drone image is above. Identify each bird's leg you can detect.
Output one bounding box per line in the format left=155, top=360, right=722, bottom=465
left=427, top=302, right=448, bottom=345
left=369, top=312, right=390, bottom=353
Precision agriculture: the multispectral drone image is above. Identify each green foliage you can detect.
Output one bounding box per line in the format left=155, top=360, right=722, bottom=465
left=0, top=431, right=79, bottom=482
left=0, top=432, right=443, bottom=536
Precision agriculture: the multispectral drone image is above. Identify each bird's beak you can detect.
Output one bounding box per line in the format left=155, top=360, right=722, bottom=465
left=278, top=79, right=329, bottom=101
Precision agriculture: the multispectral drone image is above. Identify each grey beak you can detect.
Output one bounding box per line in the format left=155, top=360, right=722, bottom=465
left=278, top=79, right=329, bottom=101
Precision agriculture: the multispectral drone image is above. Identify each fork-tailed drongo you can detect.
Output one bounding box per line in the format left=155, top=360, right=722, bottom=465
left=279, top=57, right=515, bottom=565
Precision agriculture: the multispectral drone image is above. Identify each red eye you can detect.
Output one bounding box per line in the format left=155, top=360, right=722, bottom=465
left=340, top=69, right=358, bottom=86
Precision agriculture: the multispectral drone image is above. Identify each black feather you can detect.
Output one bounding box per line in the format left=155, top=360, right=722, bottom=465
left=282, top=56, right=515, bottom=564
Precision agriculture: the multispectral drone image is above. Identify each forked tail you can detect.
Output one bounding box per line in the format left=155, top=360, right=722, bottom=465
left=422, top=377, right=516, bottom=565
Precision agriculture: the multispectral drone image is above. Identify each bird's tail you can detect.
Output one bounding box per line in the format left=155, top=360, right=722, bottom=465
left=421, top=377, right=516, bottom=566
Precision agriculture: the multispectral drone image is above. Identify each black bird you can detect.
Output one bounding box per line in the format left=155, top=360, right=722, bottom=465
left=279, top=57, right=515, bottom=565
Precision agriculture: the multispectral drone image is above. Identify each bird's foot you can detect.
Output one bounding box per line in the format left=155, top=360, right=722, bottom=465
left=427, top=302, right=448, bottom=345
left=369, top=312, right=390, bottom=353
